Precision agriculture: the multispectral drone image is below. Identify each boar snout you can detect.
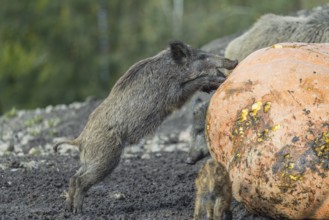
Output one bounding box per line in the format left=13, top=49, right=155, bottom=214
left=214, top=58, right=237, bottom=78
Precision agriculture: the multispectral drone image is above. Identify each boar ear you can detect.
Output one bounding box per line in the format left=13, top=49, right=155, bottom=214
left=169, top=41, right=191, bottom=64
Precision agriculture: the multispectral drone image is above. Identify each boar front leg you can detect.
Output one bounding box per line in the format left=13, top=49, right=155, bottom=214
left=193, top=195, right=204, bottom=220
left=186, top=101, right=209, bottom=164
left=181, top=75, right=225, bottom=98
left=214, top=197, right=232, bottom=220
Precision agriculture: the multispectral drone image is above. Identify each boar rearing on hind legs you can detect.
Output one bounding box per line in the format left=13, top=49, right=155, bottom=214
left=53, top=41, right=237, bottom=213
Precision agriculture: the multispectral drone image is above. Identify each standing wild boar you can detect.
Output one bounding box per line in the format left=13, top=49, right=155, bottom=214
left=53, top=41, right=238, bottom=213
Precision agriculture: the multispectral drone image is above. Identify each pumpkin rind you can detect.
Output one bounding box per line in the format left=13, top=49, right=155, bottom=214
left=207, top=43, right=329, bottom=219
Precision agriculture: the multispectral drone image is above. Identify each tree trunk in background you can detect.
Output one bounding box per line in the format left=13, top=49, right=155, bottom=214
left=98, top=0, right=110, bottom=89
left=172, top=0, right=184, bottom=39
left=293, top=0, right=303, bottom=11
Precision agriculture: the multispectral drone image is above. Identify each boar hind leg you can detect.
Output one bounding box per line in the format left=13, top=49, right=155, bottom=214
left=68, top=149, right=122, bottom=213
left=65, top=169, right=84, bottom=212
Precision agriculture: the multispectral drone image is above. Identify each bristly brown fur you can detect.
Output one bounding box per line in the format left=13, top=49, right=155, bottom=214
left=113, top=58, right=150, bottom=91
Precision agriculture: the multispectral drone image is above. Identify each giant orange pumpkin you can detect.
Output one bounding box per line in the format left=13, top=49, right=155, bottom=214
left=206, top=43, right=329, bottom=219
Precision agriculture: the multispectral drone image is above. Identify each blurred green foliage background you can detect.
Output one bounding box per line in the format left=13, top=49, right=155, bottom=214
left=0, top=0, right=327, bottom=114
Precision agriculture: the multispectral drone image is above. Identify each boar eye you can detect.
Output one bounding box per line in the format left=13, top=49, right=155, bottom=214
left=198, top=54, right=208, bottom=60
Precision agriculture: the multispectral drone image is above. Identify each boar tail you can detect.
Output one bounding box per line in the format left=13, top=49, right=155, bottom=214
left=53, top=139, right=79, bottom=153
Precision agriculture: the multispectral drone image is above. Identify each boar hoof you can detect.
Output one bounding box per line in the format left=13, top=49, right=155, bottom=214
left=186, top=149, right=208, bottom=165
left=222, top=210, right=233, bottom=220
left=65, top=199, right=73, bottom=212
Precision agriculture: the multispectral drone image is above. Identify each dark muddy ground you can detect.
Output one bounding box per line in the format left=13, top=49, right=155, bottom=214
left=0, top=152, right=270, bottom=220
left=0, top=152, right=199, bottom=220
